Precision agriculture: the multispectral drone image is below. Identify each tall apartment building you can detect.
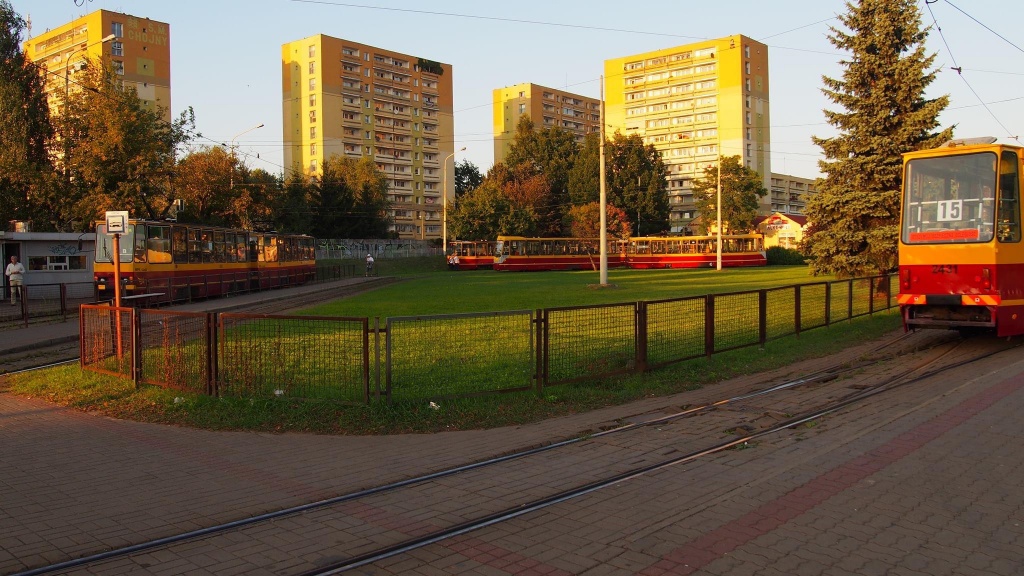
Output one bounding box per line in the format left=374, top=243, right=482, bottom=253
left=282, top=35, right=454, bottom=239
left=769, top=172, right=818, bottom=215
left=492, top=83, right=601, bottom=163
left=24, top=10, right=172, bottom=122
left=605, top=35, right=770, bottom=233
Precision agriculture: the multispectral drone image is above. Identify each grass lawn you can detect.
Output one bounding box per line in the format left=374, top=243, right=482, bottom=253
left=5, top=259, right=903, bottom=434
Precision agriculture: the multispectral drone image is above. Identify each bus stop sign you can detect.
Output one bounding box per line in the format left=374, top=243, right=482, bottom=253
left=105, top=211, right=129, bottom=234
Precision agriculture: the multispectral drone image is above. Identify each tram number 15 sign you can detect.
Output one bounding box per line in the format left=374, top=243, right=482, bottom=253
left=936, top=200, right=963, bottom=222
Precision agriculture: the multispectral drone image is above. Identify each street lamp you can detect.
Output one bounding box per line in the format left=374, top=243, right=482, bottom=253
left=61, top=34, right=115, bottom=196
left=229, top=123, right=264, bottom=189
left=63, top=33, right=115, bottom=101
left=442, top=146, right=466, bottom=253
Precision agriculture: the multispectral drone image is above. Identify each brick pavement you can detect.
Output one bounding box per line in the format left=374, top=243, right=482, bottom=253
left=2, top=327, right=1022, bottom=575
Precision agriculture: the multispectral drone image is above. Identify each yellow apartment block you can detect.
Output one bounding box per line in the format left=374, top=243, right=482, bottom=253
left=605, top=35, right=770, bottom=233
left=769, top=172, right=818, bottom=215
left=492, top=83, right=601, bottom=163
left=24, top=10, right=172, bottom=123
left=282, top=35, right=455, bottom=240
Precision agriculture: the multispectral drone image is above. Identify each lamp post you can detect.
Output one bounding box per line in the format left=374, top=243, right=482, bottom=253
left=442, top=146, right=466, bottom=254
left=230, top=123, right=264, bottom=189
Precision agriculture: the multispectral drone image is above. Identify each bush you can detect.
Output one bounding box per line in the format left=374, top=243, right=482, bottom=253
left=766, top=246, right=807, bottom=265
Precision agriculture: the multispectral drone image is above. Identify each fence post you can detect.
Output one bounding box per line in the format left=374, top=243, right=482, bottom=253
left=132, top=308, right=141, bottom=389
left=20, top=285, right=28, bottom=328
left=795, top=285, right=802, bottom=335
left=537, top=309, right=548, bottom=392
left=383, top=317, right=392, bottom=403
left=60, top=283, right=68, bottom=321
left=847, top=279, right=854, bottom=321
left=207, top=312, right=218, bottom=396
left=868, top=277, right=875, bottom=315
left=636, top=302, right=648, bottom=373
left=371, top=317, right=380, bottom=403
left=886, top=274, right=893, bottom=309
left=825, top=282, right=832, bottom=326
left=758, top=290, right=767, bottom=346
left=79, top=305, right=86, bottom=370
left=704, top=295, right=715, bottom=357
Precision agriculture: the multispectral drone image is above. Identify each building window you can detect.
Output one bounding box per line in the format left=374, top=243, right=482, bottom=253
left=745, top=61, right=751, bottom=74
left=308, top=78, right=316, bottom=90
left=113, top=60, right=124, bottom=75
left=308, top=61, right=315, bottom=74
left=310, top=126, right=316, bottom=139
left=308, top=45, right=315, bottom=57
left=310, top=159, right=317, bottom=172
left=745, top=79, right=752, bottom=91
left=519, top=103, right=526, bottom=114
left=111, top=22, right=123, bottom=38
left=310, top=143, right=317, bottom=155
left=309, top=109, right=316, bottom=123
left=111, top=41, right=123, bottom=56
left=28, top=255, right=87, bottom=271
left=309, top=94, right=316, bottom=107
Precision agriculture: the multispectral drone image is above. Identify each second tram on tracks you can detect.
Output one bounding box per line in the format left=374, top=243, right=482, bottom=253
left=490, top=234, right=766, bottom=271
left=448, top=240, right=499, bottom=270
left=92, top=219, right=316, bottom=302
left=898, top=137, right=1024, bottom=336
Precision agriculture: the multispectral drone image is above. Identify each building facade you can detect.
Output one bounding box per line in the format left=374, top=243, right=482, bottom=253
left=24, top=10, right=171, bottom=122
left=492, top=83, right=601, bottom=164
left=605, top=35, right=770, bottom=233
left=769, top=172, right=817, bottom=215
left=282, top=35, right=455, bottom=239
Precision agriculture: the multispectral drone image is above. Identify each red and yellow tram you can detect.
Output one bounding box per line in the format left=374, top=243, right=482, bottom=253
left=898, top=138, right=1024, bottom=336
left=93, top=219, right=316, bottom=301
left=490, top=234, right=766, bottom=272
left=448, top=240, right=498, bottom=270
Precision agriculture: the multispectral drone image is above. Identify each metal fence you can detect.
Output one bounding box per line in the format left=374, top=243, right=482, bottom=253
left=80, top=274, right=897, bottom=403
left=1, top=282, right=96, bottom=327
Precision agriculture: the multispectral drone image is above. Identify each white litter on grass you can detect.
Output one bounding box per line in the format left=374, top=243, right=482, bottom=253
left=429, top=401, right=440, bottom=410
left=173, top=397, right=184, bottom=404
left=274, top=389, right=285, bottom=397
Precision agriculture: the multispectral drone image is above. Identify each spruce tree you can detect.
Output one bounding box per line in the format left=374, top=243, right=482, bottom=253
left=805, top=0, right=952, bottom=277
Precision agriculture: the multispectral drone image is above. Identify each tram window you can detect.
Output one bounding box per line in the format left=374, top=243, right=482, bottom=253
left=133, top=224, right=148, bottom=263
left=171, top=226, right=187, bottom=264
left=235, top=234, right=247, bottom=262
left=213, top=231, right=226, bottom=262
left=997, top=151, right=1021, bottom=243
left=264, top=236, right=279, bottom=262
left=148, top=225, right=172, bottom=264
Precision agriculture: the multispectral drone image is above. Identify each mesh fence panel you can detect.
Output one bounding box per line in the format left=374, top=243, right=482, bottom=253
left=800, top=283, right=829, bottom=331
left=218, top=314, right=368, bottom=402
left=851, top=278, right=873, bottom=318
left=829, top=280, right=852, bottom=322
left=139, top=310, right=209, bottom=393
left=386, top=310, right=534, bottom=401
left=545, top=303, right=635, bottom=386
left=713, top=292, right=760, bottom=352
left=80, top=304, right=134, bottom=378
left=764, top=287, right=795, bottom=341
left=646, top=297, right=705, bottom=367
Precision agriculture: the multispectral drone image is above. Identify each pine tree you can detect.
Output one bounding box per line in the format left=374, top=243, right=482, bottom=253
left=805, top=0, right=952, bottom=277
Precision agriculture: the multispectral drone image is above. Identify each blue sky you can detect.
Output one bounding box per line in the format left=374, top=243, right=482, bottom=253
left=15, top=0, right=1024, bottom=180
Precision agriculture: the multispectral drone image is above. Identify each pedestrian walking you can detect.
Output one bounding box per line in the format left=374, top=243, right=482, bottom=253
left=365, top=253, right=374, bottom=276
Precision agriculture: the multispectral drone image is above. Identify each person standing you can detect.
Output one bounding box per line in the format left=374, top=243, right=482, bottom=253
left=365, top=253, right=374, bottom=277
left=6, top=255, right=25, bottom=306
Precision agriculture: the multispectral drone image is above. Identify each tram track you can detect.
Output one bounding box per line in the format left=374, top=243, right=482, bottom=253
left=12, top=329, right=1010, bottom=576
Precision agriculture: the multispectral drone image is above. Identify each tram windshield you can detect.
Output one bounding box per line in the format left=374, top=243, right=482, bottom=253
left=902, top=152, right=997, bottom=244
left=94, top=223, right=137, bottom=263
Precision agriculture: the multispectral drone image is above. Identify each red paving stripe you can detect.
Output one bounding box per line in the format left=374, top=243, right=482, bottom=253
left=640, top=372, right=1024, bottom=575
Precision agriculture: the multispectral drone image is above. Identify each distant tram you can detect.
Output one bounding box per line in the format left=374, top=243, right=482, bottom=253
left=93, top=219, right=316, bottom=301
left=488, top=234, right=766, bottom=272
left=898, top=137, right=1024, bottom=336
left=448, top=240, right=498, bottom=270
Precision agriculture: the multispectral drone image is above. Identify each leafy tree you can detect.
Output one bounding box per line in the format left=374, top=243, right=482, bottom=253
left=567, top=201, right=632, bottom=240
left=605, top=132, right=670, bottom=235
left=503, top=115, right=580, bottom=235
left=56, top=59, right=197, bottom=228
left=0, top=0, right=53, bottom=227
left=454, top=158, right=483, bottom=198
left=691, top=155, right=767, bottom=234
left=173, top=146, right=236, bottom=226
left=342, top=155, right=392, bottom=238
left=567, top=133, right=601, bottom=205
left=805, top=0, right=952, bottom=277
left=450, top=180, right=536, bottom=240
left=275, top=170, right=313, bottom=234
left=234, top=167, right=281, bottom=231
